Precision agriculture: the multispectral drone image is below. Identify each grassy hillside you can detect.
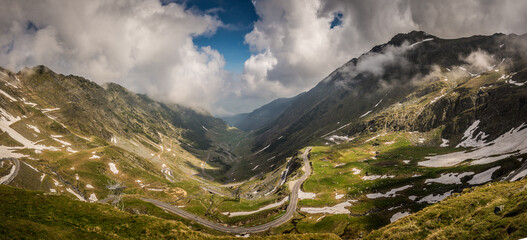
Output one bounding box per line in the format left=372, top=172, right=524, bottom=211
left=0, top=185, right=340, bottom=240
left=366, top=179, right=527, bottom=239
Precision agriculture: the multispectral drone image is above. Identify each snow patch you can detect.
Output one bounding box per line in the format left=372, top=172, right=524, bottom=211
left=0, top=107, right=58, bottom=158
left=66, top=147, right=78, bottom=153
left=27, top=125, right=40, bottom=133
left=51, top=135, right=71, bottom=146
left=362, top=175, right=394, bottom=181
left=440, top=138, right=450, bottom=147
left=430, top=92, right=447, bottom=104
left=402, top=160, right=410, bottom=164
left=351, top=168, right=361, bottom=175
left=22, top=161, right=39, bottom=172
left=468, top=166, right=500, bottom=185
left=108, top=163, right=119, bottom=174
left=88, top=193, right=98, bottom=202
left=89, top=154, right=101, bottom=159
left=300, top=200, right=356, bottom=214
left=298, top=189, right=316, bottom=200
left=359, top=110, right=372, bottom=118
left=86, top=184, right=94, bottom=189
left=420, top=123, right=527, bottom=167
left=365, top=133, right=384, bottom=143
left=418, top=190, right=453, bottom=204
left=366, top=185, right=412, bottom=199
left=0, top=89, right=17, bottom=101
left=251, top=165, right=259, bottom=171
left=425, top=172, right=474, bottom=185
left=40, top=173, right=46, bottom=182
left=510, top=169, right=527, bottom=182
left=408, top=38, right=433, bottom=48
left=374, top=99, right=383, bottom=108
left=335, top=193, right=345, bottom=200
left=66, top=188, right=86, bottom=202
left=456, top=120, right=488, bottom=148
left=53, top=179, right=62, bottom=187
left=255, top=144, right=271, bottom=154
left=40, top=108, right=60, bottom=113
left=390, top=211, right=411, bottom=223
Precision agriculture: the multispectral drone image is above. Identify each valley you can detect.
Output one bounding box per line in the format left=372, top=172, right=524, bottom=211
left=2, top=31, right=527, bottom=239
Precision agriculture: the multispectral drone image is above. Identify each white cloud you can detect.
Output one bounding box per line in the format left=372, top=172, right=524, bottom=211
left=238, top=0, right=527, bottom=112
left=3, top=0, right=527, bottom=115
left=463, top=50, right=496, bottom=72
left=0, top=0, right=226, bottom=110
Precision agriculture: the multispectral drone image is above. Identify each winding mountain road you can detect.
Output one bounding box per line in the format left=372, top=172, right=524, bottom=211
left=141, top=147, right=312, bottom=234
left=0, top=158, right=20, bottom=185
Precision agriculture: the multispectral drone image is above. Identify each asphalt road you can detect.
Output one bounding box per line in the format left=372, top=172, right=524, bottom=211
left=141, top=147, right=312, bottom=234
left=0, top=158, right=20, bottom=185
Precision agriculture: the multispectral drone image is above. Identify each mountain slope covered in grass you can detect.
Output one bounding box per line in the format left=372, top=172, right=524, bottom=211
left=366, top=178, right=527, bottom=239
left=0, top=185, right=340, bottom=240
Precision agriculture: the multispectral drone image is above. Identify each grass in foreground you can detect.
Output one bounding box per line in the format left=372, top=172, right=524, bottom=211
left=366, top=179, right=527, bottom=240
left=0, top=185, right=340, bottom=240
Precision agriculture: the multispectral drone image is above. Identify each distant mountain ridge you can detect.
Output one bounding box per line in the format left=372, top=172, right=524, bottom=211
left=249, top=31, right=527, bottom=163
left=222, top=94, right=302, bottom=132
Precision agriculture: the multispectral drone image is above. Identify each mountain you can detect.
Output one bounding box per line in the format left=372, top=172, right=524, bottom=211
left=218, top=31, right=527, bottom=238
left=223, top=94, right=302, bottom=132
left=252, top=31, right=527, bottom=164
left=0, top=64, right=243, bottom=211
left=2, top=31, right=527, bottom=240
left=366, top=178, right=527, bottom=239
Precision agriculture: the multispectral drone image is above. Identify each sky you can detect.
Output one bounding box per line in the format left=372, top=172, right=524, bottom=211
left=2, top=0, right=527, bottom=116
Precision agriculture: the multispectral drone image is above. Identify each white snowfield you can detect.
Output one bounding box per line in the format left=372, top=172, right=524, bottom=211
left=66, top=188, right=86, bottom=202
left=223, top=197, right=289, bottom=217
left=359, top=110, right=372, bottom=118
left=510, top=169, right=527, bottom=182
left=351, top=168, right=361, bottom=175
left=456, top=120, right=488, bottom=148
left=298, top=189, right=316, bottom=200
left=0, top=107, right=59, bottom=158
left=335, top=193, right=345, bottom=199
left=51, top=135, right=71, bottom=146
left=419, top=123, right=527, bottom=167
left=27, top=124, right=40, bottom=133
left=108, top=163, right=119, bottom=174
left=362, top=175, right=394, bottom=181
left=425, top=172, right=474, bottom=185
left=418, top=190, right=453, bottom=204
left=300, top=200, right=356, bottom=214
left=89, top=193, right=98, bottom=202
left=390, top=211, right=411, bottom=223
left=0, top=89, right=17, bottom=101
left=468, top=166, right=500, bottom=185
left=440, top=138, right=450, bottom=147
left=366, top=185, right=412, bottom=199
left=408, top=38, right=433, bottom=48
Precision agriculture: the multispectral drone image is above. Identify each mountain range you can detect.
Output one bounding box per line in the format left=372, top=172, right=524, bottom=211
left=1, top=31, right=527, bottom=239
